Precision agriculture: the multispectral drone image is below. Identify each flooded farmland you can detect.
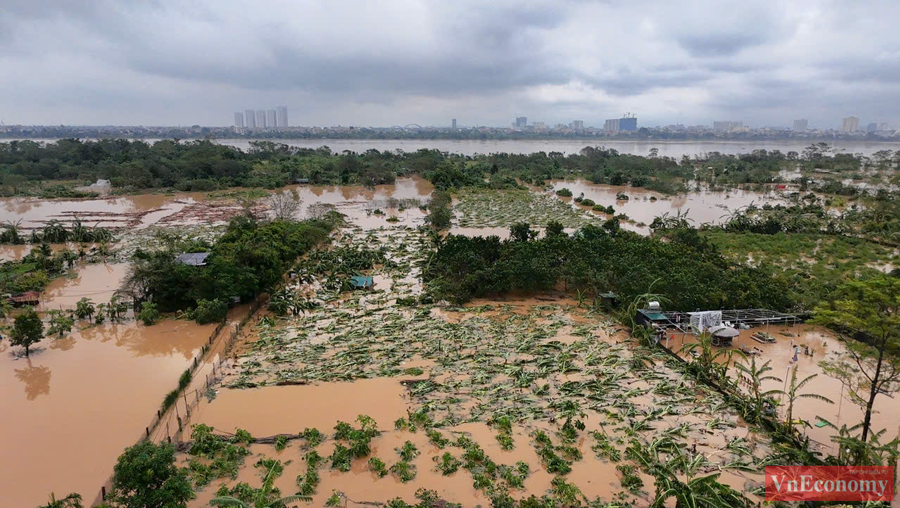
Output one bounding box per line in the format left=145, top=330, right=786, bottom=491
left=2, top=172, right=896, bottom=507
left=0, top=303, right=217, bottom=508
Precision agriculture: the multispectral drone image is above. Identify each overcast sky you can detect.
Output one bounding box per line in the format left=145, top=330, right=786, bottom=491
left=1, top=0, right=898, bottom=128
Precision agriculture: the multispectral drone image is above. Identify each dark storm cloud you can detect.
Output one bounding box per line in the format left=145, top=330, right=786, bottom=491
left=0, top=0, right=898, bottom=127
left=676, top=33, right=769, bottom=58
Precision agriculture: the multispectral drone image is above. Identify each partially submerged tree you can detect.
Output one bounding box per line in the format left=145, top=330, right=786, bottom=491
left=11, top=307, right=44, bottom=356
left=38, top=492, right=83, bottom=508
left=268, top=189, right=302, bottom=221
left=812, top=277, right=900, bottom=445
left=107, top=441, right=193, bottom=508
left=734, top=356, right=782, bottom=424
left=138, top=302, right=160, bottom=326
left=74, top=298, right=95, bottom=321
left=46, top=310, right=75, bottom=338
left=783, top=367, right=832, bottom=434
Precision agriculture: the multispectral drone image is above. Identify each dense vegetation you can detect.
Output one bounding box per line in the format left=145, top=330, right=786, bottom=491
left=124, top=213, right=339, bottom=315
left=4, top=139, right=890, bottom=197
left=0, top=245, right=80, bottom=294
left=424, top=222, right=793, bottom=311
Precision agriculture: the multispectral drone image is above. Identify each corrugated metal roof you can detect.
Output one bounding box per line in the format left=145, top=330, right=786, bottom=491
left=175, top=252, right=211, bottom=266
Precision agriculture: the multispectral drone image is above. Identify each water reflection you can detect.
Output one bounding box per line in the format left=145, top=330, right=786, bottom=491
left=14, top=359, right=51, bottom=400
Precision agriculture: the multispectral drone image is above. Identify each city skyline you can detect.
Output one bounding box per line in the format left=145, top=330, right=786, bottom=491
left=1, top=1, right=900, bottom=128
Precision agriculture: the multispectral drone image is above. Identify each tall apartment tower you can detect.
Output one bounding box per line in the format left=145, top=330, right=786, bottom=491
left=841, top=116, right=859, bottom=132
left=256, top=109, right=267, bottom=129
left=266, top=109, right=277, bottom=128
left=515, top=116, right=527, bottom=129
left=234, top=112, right=244, bottom=128
left=277, top=106, right=288, bottom=128
left=793, top=119, right=808, bottom=131
left=451, top=119, right=457, bottom=129
left=245, top=109, right=256, bottom=128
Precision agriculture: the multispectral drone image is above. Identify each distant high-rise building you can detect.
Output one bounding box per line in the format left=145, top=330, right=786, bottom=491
left=880, top=122, right=890, bottom=131
left=451, top=119, right=457, bottom=129
left=618, top=116, right=637, bottom=132
left=266, top=109, right=277, bottom=128
left=571, top=120, right=584, bottom=131
left=604, top=118, right=620, bottom=132
left=792, top=119, right=808, bottom=131
left=515, top=116, right=527, bottom=129
left=234, top=112, right=244, bottom=129
left=245, top=109, right=256, bottom=128
left=277, top=106, right=288, bottom=128
left=713, top=120, right=743, bottom=132
left=867, top=122, right=878, bottom=133
left=533, top=121, right=547, bottom=130
left=256, top=110, right=267, bottom=129
left=841, top=116, right=859, bottom=133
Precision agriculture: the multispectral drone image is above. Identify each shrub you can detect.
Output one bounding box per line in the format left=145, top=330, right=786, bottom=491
left=138, top=302, right=160, bottom=326
left=556, top=188, right=573, bottom=197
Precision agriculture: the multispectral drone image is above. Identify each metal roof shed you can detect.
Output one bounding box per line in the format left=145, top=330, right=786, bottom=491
left=175, top=252, right=211, bottom=266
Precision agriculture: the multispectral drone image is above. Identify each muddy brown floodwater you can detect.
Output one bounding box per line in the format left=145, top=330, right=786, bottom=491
left=0, top=275, right=218, bottom=508
left=671, top=324, right=900, bottom=451
left=547, top=179, right=788, bottom=233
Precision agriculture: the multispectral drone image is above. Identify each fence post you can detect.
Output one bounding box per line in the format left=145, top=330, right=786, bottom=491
left=183, top=392, right=189, bottom=413
left=146, top=427, right=150, bottom=438
left=177, top=415, right=183, bottom=432
left=101, top=486, right=106, bottom=501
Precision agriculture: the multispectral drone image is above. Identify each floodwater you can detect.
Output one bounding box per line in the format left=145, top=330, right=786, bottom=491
left=11, top=138, right=900, bottom=158
left=547, top=179, right=787, bottom=231
left=280, top=176, right=434, bottom=229
left=0, top=192, right=210, bottom=231
left=670, top=324, right=900, bottom=449
left=191, top=378, right=409, bottom=437
left=0, top=177, right=434, bottom=236
left=0, top=317, right=216, bottom=507
left=38, top=263, right=129, bottom=310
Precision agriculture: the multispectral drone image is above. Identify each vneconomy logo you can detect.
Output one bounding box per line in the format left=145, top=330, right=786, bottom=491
left=765, top=466, right=895, bottom=502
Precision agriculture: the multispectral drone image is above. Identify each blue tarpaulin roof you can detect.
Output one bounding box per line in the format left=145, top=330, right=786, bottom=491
left=350, top=276, right=374, bottom=288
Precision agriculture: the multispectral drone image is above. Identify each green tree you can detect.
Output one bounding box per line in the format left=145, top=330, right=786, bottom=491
left=0, top=298, right=13, bottom=321
left=812, top=277, right=900, bottom=446
left=509, top=222, right=535, bottom=242
left=37, top=492, right=83, bottom=508
left=734, top=356, right=782, bottom=424
left=46, top=310, right=75, bottom=338
left=783, top=367, right=832, bottom=434
left=107, top=441, right=193, bottom=508
left=11, top=307, right=44, bottom=357
left=74, top=298, right=95, bottom=321
left=138, top=302, right=160, bottom=326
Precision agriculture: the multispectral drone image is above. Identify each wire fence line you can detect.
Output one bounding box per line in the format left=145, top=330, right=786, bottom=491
left=92, top=299, right=261, bottom=506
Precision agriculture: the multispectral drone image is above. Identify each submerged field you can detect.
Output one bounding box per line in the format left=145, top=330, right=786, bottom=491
left=180, top=224, right=773, bottom=507
left=5, top=167, right=899, bottom=507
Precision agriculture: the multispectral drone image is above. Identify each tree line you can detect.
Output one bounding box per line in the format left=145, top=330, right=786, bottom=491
left=423, top=221, right=793, bottom=311
left=2, top=138, right=881, bottom=197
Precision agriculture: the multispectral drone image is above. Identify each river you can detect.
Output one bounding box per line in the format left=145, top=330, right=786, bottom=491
left=5, top=138, right=900, bottom=157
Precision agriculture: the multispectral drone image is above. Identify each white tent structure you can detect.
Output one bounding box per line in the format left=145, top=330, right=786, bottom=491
left=688, top=311, right=722, bottom=334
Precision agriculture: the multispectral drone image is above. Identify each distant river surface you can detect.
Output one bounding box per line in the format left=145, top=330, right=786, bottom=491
left=7, top=138, right=900, bottom=157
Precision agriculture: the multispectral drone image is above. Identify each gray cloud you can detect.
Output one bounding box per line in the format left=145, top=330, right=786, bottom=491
left=0, top=0, right=898, bottom=128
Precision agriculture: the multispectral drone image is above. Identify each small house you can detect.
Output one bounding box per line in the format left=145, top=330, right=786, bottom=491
left=5, top=291, right=40, bottom=307
left=350, top=276, right=374, bottom=290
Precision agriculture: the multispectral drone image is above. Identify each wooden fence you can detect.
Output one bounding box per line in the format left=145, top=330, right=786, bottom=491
left=91, top=299, right=260, bottom=506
